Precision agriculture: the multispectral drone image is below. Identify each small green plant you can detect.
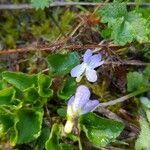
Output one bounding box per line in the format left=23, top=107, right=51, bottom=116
left=31, top=0, right=53, bottom=10
left=100, top=2, right=149, bottom=45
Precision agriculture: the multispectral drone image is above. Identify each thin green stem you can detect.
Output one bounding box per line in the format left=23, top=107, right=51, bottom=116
left=78, top=136, right=83, bottom=150
left=92, top=88, right=150, bottom=111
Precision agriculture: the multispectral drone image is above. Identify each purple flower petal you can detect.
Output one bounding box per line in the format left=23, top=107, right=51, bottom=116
left=99, top=60, right=105, bottom=67
left=68, top=96, right=75, bottom=105
left=83, top=49, right=93, bottom=63
left=72, top=85, right=90, bottom=112
left=85, top=68, right=97, bottom=82
left=70, top=64, right=86, bottom=77
left=88, top=54, right=103, bottom=69
left=80, top=100, right=99, bottom=115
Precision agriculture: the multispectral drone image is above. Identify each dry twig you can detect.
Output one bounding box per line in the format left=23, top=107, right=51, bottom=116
left=0, top=43, right=123, bottom=55
left=0, top=2, right=150, bottom=10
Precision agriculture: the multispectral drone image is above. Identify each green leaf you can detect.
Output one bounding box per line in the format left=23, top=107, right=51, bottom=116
left=0, top=80, right=7, bottom=90
left=0, top=87, right=15, bottom=106
left=0, top=113, right=14, bottom=133
left=57, top=78, right=76, bottom=100
left=38, top=74, right=53, bottom=97
left=46, top=124, right=62, bottom=150
left=31, top=0, right=53, bottom=10
left=46, top=124, right=72, bottom=150
left=100, top=2, right=148, bottom=45
left=127, top=72, right=144, bottom=92
left=127, top=67, right=150, bottom=93
left=146, top=108, right=150, bottom=126
left=80, top=113, right=124, bottom=148
left=100, top=2, right=127, bottom=24
left=2, top=71, right=37, bottom=91
left=101, top=28, right=112, bottom=39
left=35, top=126, right=50, bottom=150
left=140, top=97, right=150, bottom=109
left=136, top=97, right=150, bottom=150
left=135, top=115, right=150, bottom=150
left=11, top=108, right=43, bottom=145
left=57, top=108, right=67, bottom=118
left=144, top=66, right=150, bottom=79
left=140, top=97, right=150, bottom=123
left=125, top=12, right=148, bottom=43
left=23, top=87, right=39, bottom=103
left=47, top=52, right=80, bottom=76
left=60, top=144, right=73, bottom=150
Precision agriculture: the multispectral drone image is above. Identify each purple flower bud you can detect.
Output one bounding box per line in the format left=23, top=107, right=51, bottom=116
left=64, top=85, right=99, bottom=133
left=71, top=49, right=104, bottom=82
left=67, top=85, right=99, bottom=117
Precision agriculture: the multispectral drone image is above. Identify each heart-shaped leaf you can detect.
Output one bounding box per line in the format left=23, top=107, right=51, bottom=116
left=23, top=87, right=39, bottom=103
left=2, top=71, right=37, bottom=91
left=135, top=114, right=150, bottom=150
left=35, top=126, right=51, bottom=150
left=11, top=108, right=43, bottom=145
left=80, top=113, right=124, bottom=148
left=0, top=80, right=7, bottom=90
left=57, top=77, right=76, bottom=100
left=47, top=52, right=80, bottom=76
left=38, top=74, right=53, bottom=97
left=0, top=87, right=15, bottom=106
left=0, top=112, right=14, bottom=133
left=46, top=124, right=62, bottom=150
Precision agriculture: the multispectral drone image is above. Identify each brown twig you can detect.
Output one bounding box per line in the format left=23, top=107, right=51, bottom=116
left=45, top=105, right=52, bottom=127
left=0, top=42, right=64, bottom=55
left=1, top=44, right=150, bottom=67
left=0, top=2, right=150, bottom=10
left=1, top=44, right=150, bottom=68
left=96, top=107, right=124, bottom=122
left=0, top=43, right=123, bottom=55
left=104, top=61, right=150, bottom=66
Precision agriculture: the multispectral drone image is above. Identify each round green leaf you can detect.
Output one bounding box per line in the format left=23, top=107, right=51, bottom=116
left=38, top=74, right=53, bottom=98
left=57, top=77, right=76, bottom=100
left=80, top=113, right=124, bottom=148
left=23, top=87, right=39, bottom=103
left=0, top=113, right=14, bottom=133
left=0, top=87, right=15, bottom=106
left=11, top=108, right=43, bottom=145
left=57, top=108, right=67, bottom=117
left=35, top=126, right=50, bottom=150
left=46, top=124, right=62, bottom=150
left=47, top=52, right=80, bottom=76
left=2, top=71, right=37, bottom=91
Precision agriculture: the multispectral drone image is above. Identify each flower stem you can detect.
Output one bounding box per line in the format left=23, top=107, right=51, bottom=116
left=92, top=88, right=150, bottom=111
left=78, top=136, right=83, bottom=150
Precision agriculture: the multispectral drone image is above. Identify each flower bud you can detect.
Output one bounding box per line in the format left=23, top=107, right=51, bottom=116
left=64, top=120, right=74, bottom=134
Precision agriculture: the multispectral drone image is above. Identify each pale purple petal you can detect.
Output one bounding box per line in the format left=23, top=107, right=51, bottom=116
left=83, top=49, right=93, bottom=63
left=68, top=96, right=75, bottom=105
left=85, top=68, right=97, bottom=82
left=80, top=100, right=99, bottom=115
left=67, top=96, right=75, bottom=116
left=99, top=60, right=105, bottom=67
left=70, top=64, right=86, bottom=77
left=72, top=85, right=90, bottom=112
left=88, top=54, right=103, bottom=69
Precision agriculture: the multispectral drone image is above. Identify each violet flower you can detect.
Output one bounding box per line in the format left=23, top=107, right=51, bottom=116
left=64, top=85, right=99, bottom=133
left=71, top=49, right=104, bottom=82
